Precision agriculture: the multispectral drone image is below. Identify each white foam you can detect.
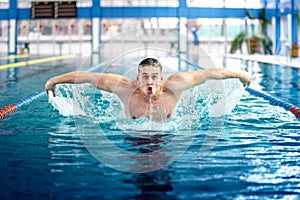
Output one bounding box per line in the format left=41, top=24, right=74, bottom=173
left=48, top=76, right=245, bottom=129
left=49, top=95, right=87, bottom=117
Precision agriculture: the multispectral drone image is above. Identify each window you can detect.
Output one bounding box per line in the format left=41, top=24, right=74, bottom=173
left=101, top=0, right=179, bottom=7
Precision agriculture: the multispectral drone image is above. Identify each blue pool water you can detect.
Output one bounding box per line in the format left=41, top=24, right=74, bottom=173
left=0, top=54, right=300, bottom=199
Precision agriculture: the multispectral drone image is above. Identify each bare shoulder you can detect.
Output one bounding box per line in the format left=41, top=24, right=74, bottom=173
left=164, top=72, right=191, bottom=86
left=113, top=76, right=136, bottom=94
left=163, top=72, right=193, bottom=95
left=95, top=73, right=135, bottom=94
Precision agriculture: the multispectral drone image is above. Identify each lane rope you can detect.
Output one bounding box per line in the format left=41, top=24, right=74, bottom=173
left=0, top=54, right=75, bottom=70
left=0, top=89, right=46, bottom=120
left=1, top=57, right=299, bottom=120
left=245, top=87, right=300, bottom=118
left=182, top=58, right=300, bottom=119
left=0, top=54, right=29, bottom=61
left=0, top=59, right=111, bottom=120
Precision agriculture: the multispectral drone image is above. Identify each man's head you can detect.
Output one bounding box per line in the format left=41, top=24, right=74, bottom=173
left=136, top=58, right=163, bottom=100
left=138, top=57, right=162, bottom=73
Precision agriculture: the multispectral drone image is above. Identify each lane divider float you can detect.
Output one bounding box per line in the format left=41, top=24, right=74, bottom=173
left=0, top=59, right=112, bottom=120
left=0, top=89, right=46, bottom=120
left=1, top=57, right=299, bottom=120
left=245, top=87, right=300, bottom=118
left=182, top=58, right=300, bottom=119
left=0, top=54, right=29, bottom=60
left=0, top=54, right=75, bottom=70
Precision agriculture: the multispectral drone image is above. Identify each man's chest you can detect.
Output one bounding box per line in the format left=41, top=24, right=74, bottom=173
left=127, top=93, right=177, bottom=120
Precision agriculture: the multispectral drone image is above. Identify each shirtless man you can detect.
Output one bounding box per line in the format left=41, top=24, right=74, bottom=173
left=45, top=57, right=251, bottom=121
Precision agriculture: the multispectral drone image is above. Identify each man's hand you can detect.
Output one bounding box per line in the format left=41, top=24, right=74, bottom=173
left=239, top=72, right=251, bottom=87
left=45, top=79, right=56, bottom=97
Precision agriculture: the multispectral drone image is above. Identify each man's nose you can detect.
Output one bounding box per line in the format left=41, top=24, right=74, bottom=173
left=147, top=78, right=153, bottom=84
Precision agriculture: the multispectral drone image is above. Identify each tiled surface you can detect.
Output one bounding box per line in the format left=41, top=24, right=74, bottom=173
left=226, top=54, right=300, bottom=68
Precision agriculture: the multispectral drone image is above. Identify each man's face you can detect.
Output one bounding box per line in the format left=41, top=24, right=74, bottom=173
left=136, top=65, right=163, bottom=99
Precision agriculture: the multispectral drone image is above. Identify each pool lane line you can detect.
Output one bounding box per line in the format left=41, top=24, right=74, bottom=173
left=0, top=59, right=112, bottom=120
left=182, top=58, right=300, bottom=119
left=0, top=89, right=46, bottom=120
left=0, top=63, right=68, bottom=89
left=0, top=54, right=76, bottom=120
left=0, top=54, right=76, bottom=70
left=2, top=57, right=299, bottom=120
left=245, top=87, right=300, bottom=118
left=0, top=59, right=113, bottom=88
left=0, top=54, right=29, bottom=60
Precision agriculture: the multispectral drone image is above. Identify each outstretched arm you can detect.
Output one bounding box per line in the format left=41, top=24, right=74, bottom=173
left=192, top=68, right=251, bottom=86
left=165, top=68, right=251, bottom=94
left=45, top=71, right=131, bottom=96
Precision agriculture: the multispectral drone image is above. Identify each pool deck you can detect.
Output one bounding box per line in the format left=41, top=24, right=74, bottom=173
left=225, top=54, right=300, bottom=68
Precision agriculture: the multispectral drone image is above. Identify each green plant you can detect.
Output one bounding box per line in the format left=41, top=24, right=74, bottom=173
left=297, top=10, right=300, bottom=25
left=294, top=6, right=300, bottom=43
left=230, top=8, right=273, bottom=55
left=230, top=32, right=246, bottom=54
left=291, top=6, right=300, bottom=58
left=259, top=7, right=273, bottom=55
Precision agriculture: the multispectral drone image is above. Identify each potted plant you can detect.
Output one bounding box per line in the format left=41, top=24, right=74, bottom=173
left=291, top=8, right=300, bottom=58
left=246, top=10, right=261, bottom=54
left=259, top=8, right=273, bottom=55
left=230, top=8, right=273, bottom=55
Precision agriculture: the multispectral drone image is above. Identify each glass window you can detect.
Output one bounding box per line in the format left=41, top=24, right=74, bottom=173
left=187, top=0, right=223, bottom=8
left=0, top=20, right=8, bottom=54
left=0, top=20, right=8, bottom=38
left=101, top=0, right=179, bottom=7
left=101, top=18, right=178, bottom=37
left=244, top=0, right=261, bottom=9
left=225, top=18, right=247, bottom=38
left=266, top=0, right=276, bottom=9
left=0, top=0, right=9, bottom=9
left=17, top=19, right=91, bottom=38
left=225, top=0, right=261, bottom=8
left=278, top=0, right=291, bottom=11
left=17, top=0, right=88, bottom=8
left=187, top=0, right=262, bottom=8
left=16, top=19, right=92, bottom=55
left=18, top=0, right=30, bottom=8
left=77, top=0, right=92, bottom=7
left=100, top=18, right=178, bottom=63
left=187, top=18, right=257, bottom=39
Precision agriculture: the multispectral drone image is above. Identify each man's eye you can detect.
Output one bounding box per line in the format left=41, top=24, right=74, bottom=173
left=142, top=75, right=149, bottom=79
left=152, top=75, right=158, bottom=80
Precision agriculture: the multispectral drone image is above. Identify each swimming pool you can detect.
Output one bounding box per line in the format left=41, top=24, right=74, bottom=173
left=0, top=53, right=300, bottom=199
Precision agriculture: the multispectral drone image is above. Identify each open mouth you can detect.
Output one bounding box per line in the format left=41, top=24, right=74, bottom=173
left=147, top=86, right=153, bottom=95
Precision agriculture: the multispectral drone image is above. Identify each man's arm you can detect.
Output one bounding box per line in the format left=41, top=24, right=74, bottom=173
left=45, top=71, right=131, bottom=96
left=165, top=68, right=251, bottom=94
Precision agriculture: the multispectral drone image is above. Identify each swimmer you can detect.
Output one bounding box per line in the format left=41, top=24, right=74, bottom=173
left=45, top=58, right=251, bottom=121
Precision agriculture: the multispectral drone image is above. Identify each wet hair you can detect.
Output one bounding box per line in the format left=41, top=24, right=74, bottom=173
left=138, top=58, right=162, bottom=72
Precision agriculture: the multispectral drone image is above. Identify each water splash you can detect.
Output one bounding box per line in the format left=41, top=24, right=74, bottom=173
left=48, top=78, right=245, bottom=131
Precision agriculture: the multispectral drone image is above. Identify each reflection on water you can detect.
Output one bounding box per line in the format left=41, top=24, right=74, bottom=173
left=47, top=70, right=246, bottom=173
left=44, top=112, right=300, bottom=199
left=128, top=169, right=175, bottom=199
left=1, top=57, right=300, bottom=199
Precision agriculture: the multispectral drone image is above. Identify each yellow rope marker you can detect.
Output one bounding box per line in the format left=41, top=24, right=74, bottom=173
left=0, top=54, right=76, bottom=70
left=0, top=54, right=29, bottom=60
